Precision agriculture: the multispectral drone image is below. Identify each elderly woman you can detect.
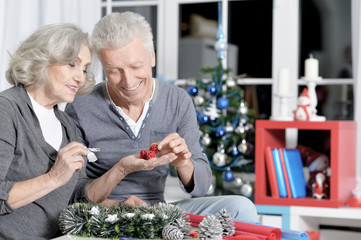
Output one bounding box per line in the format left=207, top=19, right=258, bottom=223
left=0, top=23, right=176, bottom=240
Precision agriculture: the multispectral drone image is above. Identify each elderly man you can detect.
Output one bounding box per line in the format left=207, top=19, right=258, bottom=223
left=65, top=11, right=257, bottom=223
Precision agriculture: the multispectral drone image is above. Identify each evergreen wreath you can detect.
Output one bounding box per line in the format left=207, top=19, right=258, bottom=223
left=59, top=202, right=185, bottom=239
left=59, top=203, right=236, bottom=239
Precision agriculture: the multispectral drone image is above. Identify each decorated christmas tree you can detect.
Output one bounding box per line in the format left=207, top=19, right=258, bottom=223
left=186, top=3, right=255, bottom=194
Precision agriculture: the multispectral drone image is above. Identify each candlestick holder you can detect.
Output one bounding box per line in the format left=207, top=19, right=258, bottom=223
left=301, top=76, right=326, bottom=121
left=270, top=94, right=293, bottom=121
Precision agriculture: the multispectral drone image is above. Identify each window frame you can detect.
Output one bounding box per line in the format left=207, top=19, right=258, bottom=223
left=101, top=0, right=359, bottom=176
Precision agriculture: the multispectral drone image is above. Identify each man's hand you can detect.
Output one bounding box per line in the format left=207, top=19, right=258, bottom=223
left=157, top=133, right=192, bottom=169
left=157, top=133, right=194, bottom=188
left=122, top=195, right=147, bottom=206
left=116, top=152, right=177, bottom=176
left=101, top=195, right=147, bottom=208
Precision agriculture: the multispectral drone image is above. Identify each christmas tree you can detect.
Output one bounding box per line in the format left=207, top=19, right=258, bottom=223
left=187, top=59, right=255, bottom=192
left=186, top=2, right=255, bottom=194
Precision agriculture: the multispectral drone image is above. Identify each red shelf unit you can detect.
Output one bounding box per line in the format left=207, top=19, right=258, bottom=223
left=255, top=120, right=356, bottom=208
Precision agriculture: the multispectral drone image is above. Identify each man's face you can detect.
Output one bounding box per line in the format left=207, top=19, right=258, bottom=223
left=100, top=37, right=155, bottom=107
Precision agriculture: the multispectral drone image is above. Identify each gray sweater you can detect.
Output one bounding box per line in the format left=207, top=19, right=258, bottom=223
left=0, top=85, right=92, bottom=240
left=65, top=79, right=212, bottom=204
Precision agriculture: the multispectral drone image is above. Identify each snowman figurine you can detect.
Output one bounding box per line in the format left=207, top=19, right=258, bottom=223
left=294, top=88, right=314, bottom=121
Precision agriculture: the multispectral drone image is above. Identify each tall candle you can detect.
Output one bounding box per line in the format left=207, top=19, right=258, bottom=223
left=277, top=68, right=290, bottom=96
left=305, top=54, right=319, bottom=78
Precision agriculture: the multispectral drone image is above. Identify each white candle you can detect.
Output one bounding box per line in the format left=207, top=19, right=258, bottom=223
left=305, top=55, right=319, bottom=78
left=277, top=68, right=290, bottom=96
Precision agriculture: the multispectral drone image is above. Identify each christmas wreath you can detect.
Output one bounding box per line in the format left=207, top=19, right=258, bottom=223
left=58, top=202, right=235, bottom=239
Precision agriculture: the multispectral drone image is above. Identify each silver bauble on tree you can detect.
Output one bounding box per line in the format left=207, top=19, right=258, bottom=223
left=233, top=176, right=243, bottom=187
left=239, top=99, right=249, bottom=115
left=238, top=139, right=248, bottom=154
left=234, top=125, right=245, bottom=134
left=226, top=78, right=236, bottom=88
left=201, top=133, right=211, bottom=147
left=213, top=143, right=227, bottom=166
left=224, top=122, right=234, bottom=133
left=194, top=95, right=205, bottom=106
left=240, top=181, right=253, bottom=198
left=213, top=152, right=227, bottom=167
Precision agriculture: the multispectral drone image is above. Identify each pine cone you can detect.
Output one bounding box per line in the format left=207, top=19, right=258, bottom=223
left=171, top=217, right=191, bottom=237
left=162, top=224, right=184, bottom=240
left=198, top=216, right=223, bottom=240
left=217, top=208, right=235, bottom=237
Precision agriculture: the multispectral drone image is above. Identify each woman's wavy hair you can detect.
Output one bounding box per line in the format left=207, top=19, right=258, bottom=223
left=5, top=23, right=95, bottom=95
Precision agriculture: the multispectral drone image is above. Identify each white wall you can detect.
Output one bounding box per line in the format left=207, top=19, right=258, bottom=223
left=0, top=0, right=101, bottom=91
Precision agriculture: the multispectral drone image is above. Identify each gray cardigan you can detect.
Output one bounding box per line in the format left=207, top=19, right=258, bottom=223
left=65, top=79, right=212, bottom=204
left=0, top=85, right=92, bottom=240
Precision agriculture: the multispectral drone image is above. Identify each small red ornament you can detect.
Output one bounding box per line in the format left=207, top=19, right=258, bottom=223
left=145, top=151, right=156, bottom=160
left=149, top=144, right=160, bottom=153
left=139, top=144, right=159, bottom=160
left=139, top=150, right=148, bottom=159
left=189, top=230, right=198, bottom=238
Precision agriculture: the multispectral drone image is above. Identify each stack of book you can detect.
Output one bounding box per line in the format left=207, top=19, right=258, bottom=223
left=265, top=147, right=307, bottom=198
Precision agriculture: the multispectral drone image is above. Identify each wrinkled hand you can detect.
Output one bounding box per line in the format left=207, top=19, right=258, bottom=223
left=121, top=195, right=147, bottom=207
left=117, top=152, right=177, bottom=175
left=157, top=133, right=192, bottom=169
left=48, top=142, right=87, bottom=186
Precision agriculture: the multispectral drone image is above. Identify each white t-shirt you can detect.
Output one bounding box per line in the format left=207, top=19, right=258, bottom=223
left=107, top=79, right=155, bottom=137
left=28, top=93, right=62, bottom=151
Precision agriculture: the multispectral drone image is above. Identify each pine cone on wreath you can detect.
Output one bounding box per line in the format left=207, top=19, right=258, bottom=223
left=198, top=216, right=223, bottom=240
left=162, top=224, right=184, bottom=240
left=217, top=208, right=235, bottom=237
left=171, top=217, right=191, bottom=237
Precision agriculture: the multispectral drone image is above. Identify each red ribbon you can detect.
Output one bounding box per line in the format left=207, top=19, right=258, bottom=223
left=185, top=213, right=282, bottom=240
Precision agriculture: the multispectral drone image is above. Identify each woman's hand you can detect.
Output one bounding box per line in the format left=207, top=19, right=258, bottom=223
left=48, top=141, right=88, bottom=186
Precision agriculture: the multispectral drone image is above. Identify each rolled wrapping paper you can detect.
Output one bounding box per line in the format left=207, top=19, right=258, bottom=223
left=186, top=213, right=282, bottom=240
left=280, top=228, right=310, bottom=240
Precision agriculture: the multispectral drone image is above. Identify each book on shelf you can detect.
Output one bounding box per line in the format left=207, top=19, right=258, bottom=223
left=271, top=148, right=288, bottom=198
left=282, top=148, right=307, bottom=198
left=264, top=146, right=279, bottom=198
left=278, top=148, right=292, bottom=199
left=267, top=147, right=307, bottom=198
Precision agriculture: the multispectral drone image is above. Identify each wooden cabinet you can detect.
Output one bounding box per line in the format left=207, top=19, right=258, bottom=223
left=254, top=120, right=356, bottom=207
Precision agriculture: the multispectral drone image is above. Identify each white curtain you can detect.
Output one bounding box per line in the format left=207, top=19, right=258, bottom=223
left=0, top=0, right=101, bottom=91
left=352, top=0, right=361, bottom=180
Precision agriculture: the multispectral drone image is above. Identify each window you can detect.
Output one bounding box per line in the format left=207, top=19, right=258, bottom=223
left=299, top=0, right=353, bottom=120
left=101, top=0, right=354, bottom=118
left=178, top=0, right=273, bottom=119
left=101, top=0, right=356, bottom=148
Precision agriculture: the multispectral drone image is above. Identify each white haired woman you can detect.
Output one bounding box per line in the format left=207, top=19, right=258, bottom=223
left=0, top=23, right=176, bottom=239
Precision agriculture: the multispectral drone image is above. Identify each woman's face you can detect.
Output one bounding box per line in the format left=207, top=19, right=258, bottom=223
left=44, top=45, right=91, bottom=107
